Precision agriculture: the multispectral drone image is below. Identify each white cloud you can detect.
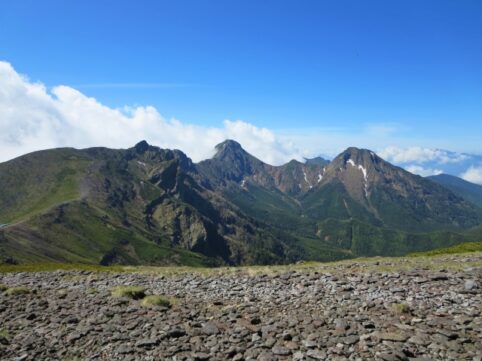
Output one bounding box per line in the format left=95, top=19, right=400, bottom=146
left=461, top=165, right=482, bottom=185
left=405, top=165, right=443, bottom=177
left=1, top=60, right=482, bottom=176
left=378, top=146, right=469, bottom=165
left=0, top=61, right=303, bottom=165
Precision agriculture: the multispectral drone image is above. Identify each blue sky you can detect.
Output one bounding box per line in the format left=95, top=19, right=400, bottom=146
left=0, top=0, right=482, bottom=181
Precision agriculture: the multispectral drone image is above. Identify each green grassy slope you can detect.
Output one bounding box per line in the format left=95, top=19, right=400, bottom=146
left=0, top=149, right=91, bottom=224
left=0, top=147, right=217, bottom=266
left=225, top=181, right=475, bottom=260
left=316, top=218, right=468, bottom=256
left=301, top=181, right=381, bottom=226
left=409, top=242, right=482, bottom=256
left=225, top=184, right=310, bottom=232
left=0, top=200, right=212, bottom=266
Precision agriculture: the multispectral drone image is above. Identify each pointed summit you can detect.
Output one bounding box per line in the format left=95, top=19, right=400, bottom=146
left=321, top=147, right=374, bottom=200
left=134, top=140, right=150, bottom=153
left=328, top=147, right=382, bottom=181
left=213, top=139, right=246, bottom=159
left=211, top=139, right=262, bottom=175
left=197, top=139, right=267, bottom=186
left=304, top=145, right=480, bottom=232
left=215, top=139, right=242, bottom=150
left=335, top=147, right=379, bottom=165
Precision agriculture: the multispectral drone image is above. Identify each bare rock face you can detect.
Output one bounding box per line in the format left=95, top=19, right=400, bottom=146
left=1, top=253, right=481, bottom=360
left=153, top=200, right=208, bottom=250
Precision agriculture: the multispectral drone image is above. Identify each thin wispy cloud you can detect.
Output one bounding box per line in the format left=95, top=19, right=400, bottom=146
left=74, top=82, right=202, bottom=89
left=404, top=165, right=443, bottom=177
left=379, top=147, right=470, bottom=165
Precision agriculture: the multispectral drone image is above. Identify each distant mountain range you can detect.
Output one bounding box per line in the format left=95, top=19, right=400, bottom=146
left=1, top=140, right=481, bottom=266
left=428, top=174, right=482, bottom=208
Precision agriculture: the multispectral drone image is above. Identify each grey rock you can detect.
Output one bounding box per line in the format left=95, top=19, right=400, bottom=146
left=272, top=345, right=291, bottom=356
left=117, top=345, right=134, bottom=354
left=135, top=338, right=158, bottom=347
left=302, top=339, right=317, bottom=348
left=342, top=335, right=359, bottom=345
left=306, top=349, right=326, bottom=360
left=193, top=351, right=210, bottom=360
left=167, top=328, right=187, bottom=338
left=377, top=351, right=409, bottom=361
left=66, top=332, right=83, bottom=343
left=374, top=331, right=409, bottom=342
left=465, top=279, right=478, bottom=290
left=202, top=322, right=219, bottom=335
left=258, top=352, right=275, bottom=361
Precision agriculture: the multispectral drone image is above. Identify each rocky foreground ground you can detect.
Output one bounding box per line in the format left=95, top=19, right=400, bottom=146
left=1, top=254, right=481, bottom=361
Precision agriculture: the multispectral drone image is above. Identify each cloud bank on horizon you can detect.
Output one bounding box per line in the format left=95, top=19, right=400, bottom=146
left=1, top=61, right=481, bottom=184
left=0, top=61, right=304, bottom=166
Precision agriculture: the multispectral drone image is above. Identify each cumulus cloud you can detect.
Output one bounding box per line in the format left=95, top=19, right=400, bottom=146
left=1, top=60, right=482, bottom=177
left=461, top=165, right=482, bottom=185
left=0, top=61, right=303, bottom=165
left=378, top=146, right=469, bottom=165
left=378, top=146, right=482, bottom=180
left=404, top=165, right=443, bottom=177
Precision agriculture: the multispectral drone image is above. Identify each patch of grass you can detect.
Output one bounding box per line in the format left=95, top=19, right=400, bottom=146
left=0, top=328, right=10, bottom=345
left=4, top=286, right=31, bottom=296
left=87, top=287, right=98, bottom=294
left=140, top=294, right=175, bottom=308
left=1, top=251, right=482, bottom=280
left=111, top=285, right=146, bottom=300
left=391, top=302, right=411, bottom=315
left=62, top=274, right=85, bottom=281
left=0, top=284, right=8, bottom=291
left=409, top=242, right=482, bottom=257
left=65, top=356, right=83, bottom=361
left=0, top=262, right=127, bottom=273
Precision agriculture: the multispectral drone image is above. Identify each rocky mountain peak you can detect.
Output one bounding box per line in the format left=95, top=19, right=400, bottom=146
left=134, top=140, right=150, bottom=153
left=197, top=140, right=266, bottom=186
left=336, top=147, right=379, bottom=166
left=328, top=147, right=384, bottom=181
left=128, top=140, right=193, bottom=172
left=213, top=139, right=246, bottom=158
left=304, top=156, right=330, bottom=167
left=319, top=147, right=387, bottom=202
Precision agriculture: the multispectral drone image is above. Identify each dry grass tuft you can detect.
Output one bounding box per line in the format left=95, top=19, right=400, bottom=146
left=141, top=295, right=176, bottom=308
left=111, top=286, right=146, bottom=300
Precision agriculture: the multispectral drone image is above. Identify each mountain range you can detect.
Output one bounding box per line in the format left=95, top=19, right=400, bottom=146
left=1, top=140, right=481, bottom=266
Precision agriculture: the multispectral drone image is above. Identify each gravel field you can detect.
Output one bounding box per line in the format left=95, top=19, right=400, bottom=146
left=1, top=254, right=481, bottom=361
